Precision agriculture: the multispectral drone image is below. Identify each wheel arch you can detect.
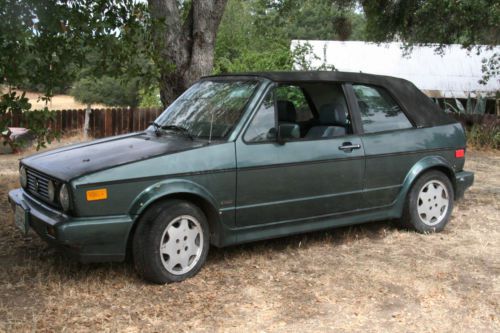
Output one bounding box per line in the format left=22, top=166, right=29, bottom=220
left=126, top=179, right=223, bottom=255
left=393, top=156, right=456, bottom=215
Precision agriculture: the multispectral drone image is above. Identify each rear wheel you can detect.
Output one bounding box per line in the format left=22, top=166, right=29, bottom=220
left=401, top=170, right=454, bottom=233
left=133, top=200, right=209, bottom=284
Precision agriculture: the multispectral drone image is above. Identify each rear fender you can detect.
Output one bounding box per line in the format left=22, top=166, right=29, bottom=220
left=392, top=155, right=455, bottom=215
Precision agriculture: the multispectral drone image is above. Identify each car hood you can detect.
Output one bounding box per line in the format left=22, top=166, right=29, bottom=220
left=21, top=132, right=207, bottom=182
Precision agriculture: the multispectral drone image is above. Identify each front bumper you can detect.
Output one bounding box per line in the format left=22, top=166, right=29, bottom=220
left=454, top=170, right=474, bottom=199
left=8, top=188, right=134, bottom=263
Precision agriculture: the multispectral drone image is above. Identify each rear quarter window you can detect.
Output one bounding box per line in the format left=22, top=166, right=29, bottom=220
left=353, top=84, right=413, bottom=133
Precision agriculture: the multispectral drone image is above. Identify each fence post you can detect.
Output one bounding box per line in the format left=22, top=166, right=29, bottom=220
left=83, top=105, right=91, bottom=139
left=128, top=108, right=134, bottom=133
left=105, top=108, right=112, bottom=137
left=11, top=111, right=20, bottom=127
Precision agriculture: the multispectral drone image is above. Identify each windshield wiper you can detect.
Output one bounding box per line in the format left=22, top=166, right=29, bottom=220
left=150, top=122, right=162, bottom=136
left=160, top=124, right=194, bottom=140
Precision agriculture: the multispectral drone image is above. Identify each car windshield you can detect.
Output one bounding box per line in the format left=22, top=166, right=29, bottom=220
left=152, top=79, right=259, bottom=140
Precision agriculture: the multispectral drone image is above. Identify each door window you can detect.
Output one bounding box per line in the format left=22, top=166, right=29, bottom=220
left=245, top=83, right=353, bottom=142
left=275, top=85, right=314, bottom=122
left=244, top=91, right=276, bottom=143
left=353, top=84, right=413, bottom=133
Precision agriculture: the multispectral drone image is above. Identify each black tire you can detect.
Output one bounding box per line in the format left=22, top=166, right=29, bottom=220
left=133, top=199, right=210, bottom=284
left=400, top=170, right=454, bottom=233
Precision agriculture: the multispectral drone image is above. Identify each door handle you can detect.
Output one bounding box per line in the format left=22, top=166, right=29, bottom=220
left=338, top=142, right=361, bottom=152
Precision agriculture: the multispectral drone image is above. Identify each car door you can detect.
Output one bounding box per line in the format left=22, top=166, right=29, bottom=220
left=234, top=83, right=365, bottom=227
left=348, top=83, right=418, bottom=208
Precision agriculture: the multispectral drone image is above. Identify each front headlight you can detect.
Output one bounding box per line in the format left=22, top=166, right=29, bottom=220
left=20, top=166, right=27, bottom=188
left=59, top=184, right=70, bottom=212
left=47, top=180, right=56, bottom=202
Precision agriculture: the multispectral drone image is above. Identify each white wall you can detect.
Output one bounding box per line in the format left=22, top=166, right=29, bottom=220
left=291, top=40, right=500, bottom=99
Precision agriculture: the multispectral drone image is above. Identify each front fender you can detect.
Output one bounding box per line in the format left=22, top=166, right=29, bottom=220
left=129, top=178, right=219, bottom=217
left=392, top=155, right=455, bottom=215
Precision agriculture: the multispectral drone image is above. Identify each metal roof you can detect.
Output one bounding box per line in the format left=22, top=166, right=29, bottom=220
left=291, top=40, right=500, bottom=99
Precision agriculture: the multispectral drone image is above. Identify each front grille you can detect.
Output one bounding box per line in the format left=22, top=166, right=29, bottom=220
left=26, top=168, right=51, bottom=201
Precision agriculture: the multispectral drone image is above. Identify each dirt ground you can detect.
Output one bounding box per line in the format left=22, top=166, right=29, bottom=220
left=0, top=141, right=498, bottom=333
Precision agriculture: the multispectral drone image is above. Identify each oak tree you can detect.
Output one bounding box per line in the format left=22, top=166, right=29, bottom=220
left=148, top=0, right=228, bottom=105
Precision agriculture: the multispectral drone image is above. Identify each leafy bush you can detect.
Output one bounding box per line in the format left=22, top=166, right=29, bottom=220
left=20, top=109, right=60, bottom=150
left=138, top=88, right=162, bottom=108
left=467, top=121, right=500, bottom=150
left=445, top=95, right=499, bottom=149
left=0, top=91, right=30, bottom=131
left=0, top=91, right=59, bottom=150
left=71, top=76, right=140, bottom=108
left=444, top=94, right=487, bottom=115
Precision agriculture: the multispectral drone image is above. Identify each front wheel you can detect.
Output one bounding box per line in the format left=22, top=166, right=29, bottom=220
left=133, top=200, right=210, bottom=284
left=401, top=170, right=454, bottom=233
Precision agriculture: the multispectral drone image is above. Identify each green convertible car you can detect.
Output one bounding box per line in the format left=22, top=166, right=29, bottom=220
left=8, top=71, right=474, bottom=283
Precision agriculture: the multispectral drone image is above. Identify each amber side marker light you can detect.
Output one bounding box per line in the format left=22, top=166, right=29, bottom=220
left=455, top=149, right=465, bottom=158
left=86, top=188, right=108, bottom=201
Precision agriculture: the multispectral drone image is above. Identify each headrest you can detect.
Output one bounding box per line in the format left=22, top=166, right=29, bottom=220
left=318, top=103, right=347, bottom=125
left=277, top=100, right=297, bottom=123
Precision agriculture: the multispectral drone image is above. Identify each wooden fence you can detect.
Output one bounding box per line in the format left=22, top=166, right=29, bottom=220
left=7, top=108, right=163, bottom=138
left=4, top=107, right=498, bottom=139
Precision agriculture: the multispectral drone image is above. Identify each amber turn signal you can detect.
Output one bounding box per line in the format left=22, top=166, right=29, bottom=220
left=86, top=188, right=108, bottom=201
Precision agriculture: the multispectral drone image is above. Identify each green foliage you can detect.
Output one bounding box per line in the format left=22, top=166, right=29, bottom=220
left=467, top=123, right=500, bottom=150
left=362, top=0, right=500, bottom=84
left=0, top=0, right=152, bottom=147
left=0, top=91, right=31, bottom=125
left=0, top=90, right=58, bottom=150
left=0, top=92, right=31, bottom=149
left=71, top=76, right=140, bottom=107
left=363, top=0, right=499, bottom=47
left=479, top=53, right=500, bottom=85
left=1, top=0, right=498, bottom=150
left=214, top=0, right=350, bottom=74
left=254, top=0, right=364, bottom=41
left=21, top=108, right=60, bottom=150
left=444, top=94, right=487, bottom=115
left=292, top=42, right=336, bottom=71
left=275, top=85, right=309, bottom=111
left=139, top=88, right=162, bottom=108
left=214, top=0, right=292, bottom=73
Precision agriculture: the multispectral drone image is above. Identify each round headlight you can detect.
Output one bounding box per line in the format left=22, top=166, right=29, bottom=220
left=47, top=180, right=56, bottom=202
left=59, top=184, right=70, bottom=212
left=19, top=166, right=27, bottom=188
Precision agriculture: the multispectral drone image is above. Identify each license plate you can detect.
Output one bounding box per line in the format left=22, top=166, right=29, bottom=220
left=14, top=205, right=29, bottom=235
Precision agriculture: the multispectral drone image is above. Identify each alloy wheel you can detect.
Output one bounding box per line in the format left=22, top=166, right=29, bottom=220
left=159, top=215, right=204, bottom=275
left=417, top=180, right=450, bottom=226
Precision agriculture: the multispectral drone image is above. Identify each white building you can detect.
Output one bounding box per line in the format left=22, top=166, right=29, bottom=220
left=291, top=40, right=499, bottom=100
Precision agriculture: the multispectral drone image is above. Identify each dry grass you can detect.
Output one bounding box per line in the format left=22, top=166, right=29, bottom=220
left=0, top=140, right=498, bottom=332
left=1, top=88, right=106, bottom=110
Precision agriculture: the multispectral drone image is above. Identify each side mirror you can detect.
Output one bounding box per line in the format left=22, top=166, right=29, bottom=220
left=277, top=123, right=300, bottom=145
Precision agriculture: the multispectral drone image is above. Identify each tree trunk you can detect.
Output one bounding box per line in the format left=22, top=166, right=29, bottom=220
left=148, top=0, right=228, bottom=106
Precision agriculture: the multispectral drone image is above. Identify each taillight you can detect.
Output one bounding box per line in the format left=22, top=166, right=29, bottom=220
left=455, top=149, right=465, bottom=158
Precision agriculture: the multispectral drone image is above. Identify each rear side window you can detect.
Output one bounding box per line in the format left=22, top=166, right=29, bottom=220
left=353, top=84, right=413, bottom=133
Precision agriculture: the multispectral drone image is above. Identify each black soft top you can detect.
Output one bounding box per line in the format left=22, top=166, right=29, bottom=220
left=203, top=71, right=456, bottom=128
